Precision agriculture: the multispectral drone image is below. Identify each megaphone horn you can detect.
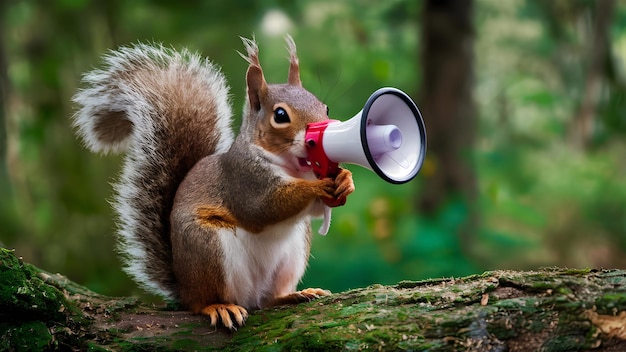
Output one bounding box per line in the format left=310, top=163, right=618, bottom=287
left=305, top=87, right=427, bottom=184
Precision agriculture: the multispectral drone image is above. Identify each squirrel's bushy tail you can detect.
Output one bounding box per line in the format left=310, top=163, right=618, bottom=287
left=72, top=43, right=234, bottom=299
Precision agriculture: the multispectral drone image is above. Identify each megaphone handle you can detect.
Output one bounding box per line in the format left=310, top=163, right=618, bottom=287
left=318, top=205, right=331, bottom=236
left=305, top=120, right=340, bottom=179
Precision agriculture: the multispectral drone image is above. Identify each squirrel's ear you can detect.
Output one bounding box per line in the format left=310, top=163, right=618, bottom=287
left=285, top=35, right=302, bottom=87
left=240, top=37, right=267, bottom=112
left=246, top=65, right=267, bottom=112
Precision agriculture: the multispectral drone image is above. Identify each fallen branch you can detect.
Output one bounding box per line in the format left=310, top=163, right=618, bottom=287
left=1, top=247, right=626, bottom=351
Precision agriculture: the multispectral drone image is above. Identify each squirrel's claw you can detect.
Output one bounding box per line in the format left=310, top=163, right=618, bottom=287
left=273, top=288, right=332, bottom=306
left=201, top=304, right=248, bottom=330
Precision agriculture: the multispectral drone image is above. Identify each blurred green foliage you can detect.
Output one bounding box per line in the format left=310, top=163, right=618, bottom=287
left=1, top=0, right=626, bottom=300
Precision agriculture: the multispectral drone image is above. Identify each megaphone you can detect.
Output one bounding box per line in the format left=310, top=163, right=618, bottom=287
left=305, top=87, right=427, bottom=184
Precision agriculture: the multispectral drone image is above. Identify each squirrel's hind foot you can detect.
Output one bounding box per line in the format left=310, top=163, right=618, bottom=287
left=273, top=288, right=331, bottom=306
left=200, top=303, right=248, bottom=330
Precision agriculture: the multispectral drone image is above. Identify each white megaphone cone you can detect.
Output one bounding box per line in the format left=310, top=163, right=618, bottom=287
left=305, top=87, right=427, bottom=184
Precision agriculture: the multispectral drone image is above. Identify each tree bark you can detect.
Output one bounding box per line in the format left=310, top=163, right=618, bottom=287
left=2, top=247, right=626, bottom=351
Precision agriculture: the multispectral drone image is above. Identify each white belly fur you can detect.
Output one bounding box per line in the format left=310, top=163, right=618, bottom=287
left=218, top=215, right=310, bottom=309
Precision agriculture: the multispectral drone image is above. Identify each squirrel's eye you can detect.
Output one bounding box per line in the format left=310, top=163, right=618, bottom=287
left=326, top=106, right=330, bottom=116
left=273, top=107, right=290, bottom=124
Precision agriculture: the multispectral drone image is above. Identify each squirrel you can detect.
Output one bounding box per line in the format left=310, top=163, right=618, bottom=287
left=71, top=36, right=355, bottom=329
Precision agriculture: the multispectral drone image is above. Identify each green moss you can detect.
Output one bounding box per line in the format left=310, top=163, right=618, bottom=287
left=541, top=334, right=592, bottom=352
left=0, top=321, right=52, bottom=351
left=560, top=268, right=592, bottom=276
left=396, top=311, right=409, bottom=321
left=362, top=329, right=394, bottom=344
left=527, top=314, right=551, bottom=332
left=595, top=293, right=626, bottom=314
left=281, top=331, right=346, bottom=352
left=0, top=248, right=69, bottom=322
left=317, top=320, right=342, bottom=329
left=0, top=248, right=89, bottom=350
left=481, top=314, right=517, bottom=339
left=171, top=338, right=202, bottom=350
left=596, top=269, right=626, bottom=286
left=398, top=339, right=444, bottom=351
left=555, top=286, right=573, bottom=295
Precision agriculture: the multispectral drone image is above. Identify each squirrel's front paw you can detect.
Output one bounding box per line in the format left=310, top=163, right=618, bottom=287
left=200, top=303, right=248, bottom=330
left=316, top=178, right=338, bottom=199
left=334, top=168, right=355, bottom=200
left=322, top=168, right=355, bottom=207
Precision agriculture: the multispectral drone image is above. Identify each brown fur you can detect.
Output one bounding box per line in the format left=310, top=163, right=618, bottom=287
left=93, top=110, right=133, bottom=145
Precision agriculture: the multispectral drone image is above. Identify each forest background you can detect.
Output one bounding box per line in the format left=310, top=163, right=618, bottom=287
left=1, top=0, right=625, bottom=300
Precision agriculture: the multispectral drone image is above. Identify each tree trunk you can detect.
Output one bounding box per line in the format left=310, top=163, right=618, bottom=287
left=417, top=0, right=478, bottom=251
left=2, top=247, right=626, bottom=351
left=0, top=0, right=8, bottom=188
left=569, top=0, right=615, bottom=149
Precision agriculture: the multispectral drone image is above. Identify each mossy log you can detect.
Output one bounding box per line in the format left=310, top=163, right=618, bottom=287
left=2, top=247, right=626, bottom=351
